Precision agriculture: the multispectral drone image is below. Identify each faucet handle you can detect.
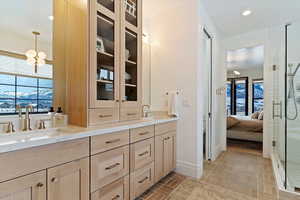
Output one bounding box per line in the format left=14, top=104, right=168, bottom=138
left=26, top=105, right=34, bottom=112
left=0, top=121, right=15, bottom=133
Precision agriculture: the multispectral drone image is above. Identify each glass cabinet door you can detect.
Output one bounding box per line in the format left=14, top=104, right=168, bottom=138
left=90, top=0, right=119, bottom=108
left=124, top=0, right=138, bottom=27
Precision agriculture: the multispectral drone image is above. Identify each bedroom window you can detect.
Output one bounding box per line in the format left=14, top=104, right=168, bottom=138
left=227, top=78, right=249, bottom=116
left=252, top=80, right=264, bottom=113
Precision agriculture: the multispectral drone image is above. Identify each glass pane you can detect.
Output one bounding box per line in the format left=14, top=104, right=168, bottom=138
left=125, top=30, right=138, bottom=101
left=16, top=99, right=38, bottom=110
left=286, top=21, right=300, bottom=192
left=97, top=82, right=114, bottom=100
left=39, top=79, right=53, bottom=88
left=17, top=76, right=38, bottom=87
left=125, top=0, right=137, bottom=26
left=97, top=13, right=115, bottom=55
left=226, top=83, right=231, bottom=115
left=0, top=74, right=15, bottom=85
left=0, top=99, right=15, bottom=113
left=253, top=99, right=264, bottom=112
left=39, top=88, right=53, bottom=99
left=235, top=82, right=246, bottom=116
left=97, top=0, right=114, bottom=12
left=38, top=100, right=53, bottom=112
left=0, top=85, right=15, bottom=98
left=253, top=82, right=264, bottom=99
left=17, top=87, right=37, bottom=99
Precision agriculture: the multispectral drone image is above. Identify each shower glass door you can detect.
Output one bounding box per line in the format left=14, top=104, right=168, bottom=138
left=286, top=22, right=300, bottom=192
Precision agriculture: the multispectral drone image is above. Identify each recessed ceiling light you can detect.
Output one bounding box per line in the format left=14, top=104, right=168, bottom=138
left=48, top=16, right=54, bottom=21
left=242, top=10, right=252, bottom=16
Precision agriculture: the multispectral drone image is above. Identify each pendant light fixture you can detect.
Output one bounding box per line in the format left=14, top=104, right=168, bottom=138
left=26, top=31, right=47, bottom=73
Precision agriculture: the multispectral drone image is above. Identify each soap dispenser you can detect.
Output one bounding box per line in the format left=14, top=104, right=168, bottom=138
left=53, top=107, right=68, bottom=127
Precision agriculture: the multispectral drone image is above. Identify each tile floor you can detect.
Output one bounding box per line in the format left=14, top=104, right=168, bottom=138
left=138, top=146, right=278, bottom=200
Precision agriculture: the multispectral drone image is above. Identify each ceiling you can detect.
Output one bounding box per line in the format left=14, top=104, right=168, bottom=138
left=0, top=0, right=52, bottom=46
left=227, top=45, right=264, bottom=71
left=201, top=0, right=300, bottom=37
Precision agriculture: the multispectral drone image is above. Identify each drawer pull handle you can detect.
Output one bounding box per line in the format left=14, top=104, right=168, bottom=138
left=138, top=151, right=149, bottom=157
left=138, top=176, right=149, bottom=184
left=112, top=195, right=120, bottom=200
left=105, top=163, right=120, bottom=170
left=106, top=139, right=121, bottom=144
left=36, top=182, right=44, bottom=187
left=127, top=113, right=137, bottom=116
left=139, top=131, right=149, bottom=136
left=99, top=114, right=113, bottom=118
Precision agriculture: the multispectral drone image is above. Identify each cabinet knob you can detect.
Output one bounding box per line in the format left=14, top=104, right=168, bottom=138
left=36, top=182, right=44, bottom=187
left=51, top=177, right=58, bottom=183
left=116, top=100, right=120, bottom=102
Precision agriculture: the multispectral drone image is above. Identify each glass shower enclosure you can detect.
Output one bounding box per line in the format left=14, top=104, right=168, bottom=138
left=273, top=21, right=300, bottom=193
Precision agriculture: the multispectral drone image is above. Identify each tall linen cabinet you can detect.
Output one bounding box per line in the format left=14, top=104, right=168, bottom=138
left=65, top=0, right=142, bottom=126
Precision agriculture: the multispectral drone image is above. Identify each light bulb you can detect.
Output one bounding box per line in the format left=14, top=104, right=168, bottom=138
left=37, top=58, right=45, bottom=66
left=26, top=58, right=36, bottom=65
left=38, top=52, right=47, bottom=59
left=26, top=49, right=37, bottom=58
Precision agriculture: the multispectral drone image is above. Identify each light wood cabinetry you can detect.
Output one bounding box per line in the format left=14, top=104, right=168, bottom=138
left=130, top=138, right=154, bottom=172
left=0, top=121, right=177, bottom=200
left=91, top=146, right=130, bottom=191
left=91, top=130, right=130, bottom=155
left=0, top=171, right=46, bottom=200
left=130, top=162, right=154, bottom=200
left=91, top=176, right=129, bottom=200
left=47, top=158, right=89, bottom=200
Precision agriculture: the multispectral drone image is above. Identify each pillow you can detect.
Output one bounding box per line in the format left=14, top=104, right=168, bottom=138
left=258, top=111, right=264, bottom=120
left=251, top=112, right=260, bottom=119
left=227, top=116, right=240, bottom=129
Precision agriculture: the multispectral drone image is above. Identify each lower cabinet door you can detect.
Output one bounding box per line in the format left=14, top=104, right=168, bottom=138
left=91, top=176, right=129, bottom=200
left=0, top=171, right=46, bottom=200
left=130, top=162, right=154, bottom=200
left=155, top=131, right=176, bottom=182
left=47, top=158, right=89, bottom=200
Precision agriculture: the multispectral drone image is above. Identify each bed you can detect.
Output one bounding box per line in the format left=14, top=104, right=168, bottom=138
left=227, top=115, right=263, bottom=142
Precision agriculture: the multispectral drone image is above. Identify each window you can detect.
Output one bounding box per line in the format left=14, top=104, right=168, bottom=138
left=0, top=74, right=53, bottom=114
left=253, top=80, right=264, bottom=112
left=226, top=82, right=232, bottom=115
left=227, top=78, right=248, bottom=116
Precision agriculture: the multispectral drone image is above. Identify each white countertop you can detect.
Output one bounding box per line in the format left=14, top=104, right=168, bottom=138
left=0, top=116, right=178, bottom=154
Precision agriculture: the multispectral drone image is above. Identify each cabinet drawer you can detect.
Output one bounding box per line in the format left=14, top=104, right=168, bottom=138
left=91, top=130, right=130, bottom=155
left=155, top=121, right=177, bottom=136
left=120, top=107, right=140, bottom=121
left=130, top=162, right=154, bottom=199
left=89, top=108, right=119, bottom=125
left=91, top=146, right=130, bottom=192
left=130, top=138, right=154, bottom=172
left=130, top=125, right=154, bottom=143
left=91, top=176, right=129, bottom=200
left=0, top=138, right=89, bottom=183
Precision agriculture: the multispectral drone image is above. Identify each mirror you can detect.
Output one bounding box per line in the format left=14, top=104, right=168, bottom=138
left=0, top=0, right=53, bottom=114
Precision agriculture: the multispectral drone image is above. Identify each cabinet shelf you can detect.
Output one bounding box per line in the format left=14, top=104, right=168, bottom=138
left=126, top=60, right=137, bottom=65
left=97, top=79, right=113, bottom=84
left=125, top=83, right=137, bottom=87
left=97, top=50, right=114, bottom=58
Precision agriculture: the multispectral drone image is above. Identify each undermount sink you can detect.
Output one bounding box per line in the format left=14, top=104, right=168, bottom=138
left=0, top=128, right=62, bottom=140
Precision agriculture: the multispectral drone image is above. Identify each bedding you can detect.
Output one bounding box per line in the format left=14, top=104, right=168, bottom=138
left=227, top=115, right=263, bottom=142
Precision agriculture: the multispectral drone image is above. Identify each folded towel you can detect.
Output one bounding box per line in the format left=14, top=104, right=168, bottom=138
left=167, top=91, right=179, bottom=117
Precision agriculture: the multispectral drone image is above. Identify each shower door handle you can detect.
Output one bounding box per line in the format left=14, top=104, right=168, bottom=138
left=273, top=101, right=282, bottom=119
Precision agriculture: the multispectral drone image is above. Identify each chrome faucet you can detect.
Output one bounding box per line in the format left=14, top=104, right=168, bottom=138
left=38, top=119, right=52, bottom=130
left=142, top=105, right=151, bottom=118
left=22, top=105, right=33, bottom=131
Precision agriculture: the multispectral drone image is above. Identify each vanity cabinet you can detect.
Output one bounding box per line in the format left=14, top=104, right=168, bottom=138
left=47, top=158, right=89, bottom=200
left=0, top=171, right=46, bottom=200
left=88, top=0, right=142, bottom=125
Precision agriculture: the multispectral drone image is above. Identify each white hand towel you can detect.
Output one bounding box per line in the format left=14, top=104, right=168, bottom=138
left=167, top=91, right=179, bottom=117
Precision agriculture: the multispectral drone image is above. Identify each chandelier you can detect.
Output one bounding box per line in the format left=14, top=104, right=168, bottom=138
left=25, top=31, right=47, bottom=73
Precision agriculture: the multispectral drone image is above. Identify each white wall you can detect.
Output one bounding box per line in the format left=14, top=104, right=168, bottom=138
left=143, top=0, right=225, bottom=178
left=227, top=67, right=264, bottom=114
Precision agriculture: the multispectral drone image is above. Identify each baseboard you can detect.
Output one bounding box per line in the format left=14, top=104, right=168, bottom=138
left=175, top=160, right=202, bottom=179
left=212, top=143, right=223, bottom=161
